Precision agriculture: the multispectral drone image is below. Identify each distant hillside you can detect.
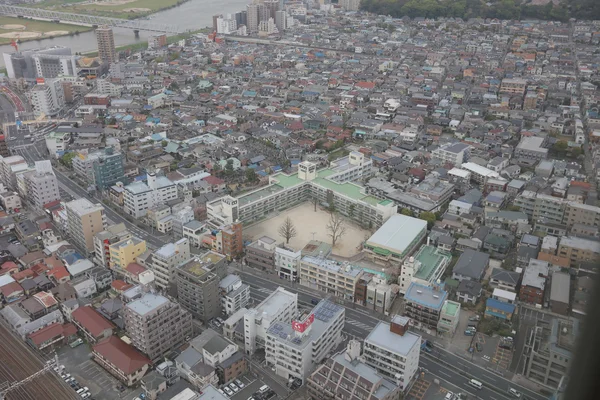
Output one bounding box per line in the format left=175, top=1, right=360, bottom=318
left=360, top=0, right=600, bottom=22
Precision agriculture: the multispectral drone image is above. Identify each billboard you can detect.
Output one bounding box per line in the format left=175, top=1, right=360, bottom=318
left=292, top=313, right=315, bottom=333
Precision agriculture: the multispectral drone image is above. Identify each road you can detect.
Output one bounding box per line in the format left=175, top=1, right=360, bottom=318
left=8, top=137, right=170, bottom=249
left=239, top=269, right=546, bottom=400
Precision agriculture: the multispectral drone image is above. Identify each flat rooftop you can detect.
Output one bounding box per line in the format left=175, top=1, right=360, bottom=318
left=253, top=287, right=296, bottom=320
left=441, top=300, right=460, bottom=317
left=366, top=214, right=427, bottom=255
left=126, top=293, right=169, bottom=316
left=302, top=256, right=363, bottom=278
left=413, top=245, right=451, bottom=282
left=66, top=198, right=104, bottom=216
left=405, top=282, right=447, bottom=311
left=365, top=320, right=421, bottom=356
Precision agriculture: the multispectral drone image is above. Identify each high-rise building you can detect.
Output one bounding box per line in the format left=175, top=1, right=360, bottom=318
left=65, top=198, right=107, bottom=255
left=275, top=10, right=287, bottom=32
left=340, top=0, right=361, bottom=11
left=363, top=316, right=421, bottom=391
left=27, top=79, right=65, bottom=117
left=124, top=293, right=192, bottom=361
left=23, top=160, right=60, bottom=211
left=0, top=130, right=10, bottom=158
left=151, top=238, right=191, bottom=290
left=96, top=26, right=117, bottom=65
left=0, top=155, right=28, bottom=190
left=176, top=257, right=222, bottom=322
left=92, top=147, right=125, bottom=190
left=246, top=4, right=259, bottom=33
left=214, top=222, right=243, bottom=260
left=3, top=46, right=77, bottom=81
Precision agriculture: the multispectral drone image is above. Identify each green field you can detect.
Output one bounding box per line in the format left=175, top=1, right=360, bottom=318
left=0, top=16, right=90, bottom=45
left=33, top=0, right=187, bottom=19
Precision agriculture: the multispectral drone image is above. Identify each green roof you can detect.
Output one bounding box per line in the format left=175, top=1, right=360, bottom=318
left=317, top=169, right=336, bottom=179
left=372, top=247, right=391, bottom=256
left=441, top=301, right=460, bottom=317
left=272, top=173, right=304, bottom=188
left=379, top=199, right=393, bottom=206
left=413, top=245, right=451, bottom=282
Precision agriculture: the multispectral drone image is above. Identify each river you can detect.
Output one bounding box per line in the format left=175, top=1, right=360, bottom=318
left=0, top=0, right=249, bottom=66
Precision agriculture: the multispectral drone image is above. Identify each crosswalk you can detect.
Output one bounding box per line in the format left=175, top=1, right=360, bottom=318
left=345, top=318, right=374, bottom=331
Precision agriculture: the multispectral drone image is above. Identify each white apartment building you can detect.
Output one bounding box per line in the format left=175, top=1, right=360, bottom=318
left=0, top=155, right=28, bottom=190
left=219, top=274, right=250, bottom=316
left=124, top=173, right=178, bottom=219
left=275, top=246, right=302, bottom=281
left=432, top=143, right=471, bottom=166
left=45, top=131, right=71, bottom=158
left=27, top=79, right=65, bottom=116
left=299, top=256, right=363, bottom=302
left=244, top=287, right=298, bottom=355
left=265, top=300, right=345, bottom=382
left=151, top=238, right=191, bottom=290
left=398, top=245, right=452, bottom=295
left=216, top=16, right=237, bottom=34
left=32, top=53, right=77, bottom=79
left=363, top=316, right=421, bottom=391
left=23, top=160, right=60, bottom=210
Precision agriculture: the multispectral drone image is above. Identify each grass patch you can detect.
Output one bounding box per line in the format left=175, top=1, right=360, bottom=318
left=0, top=16, right=91, bottom=45
left=34, top=0, right=188, bottom=19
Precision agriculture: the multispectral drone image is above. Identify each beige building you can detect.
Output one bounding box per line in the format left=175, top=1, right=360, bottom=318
left=96, top=25, right=117, bottom=65
left=558, top=236, right=600, bottom=267
left=563, top=202, right=600, bottom=232
left=500, top=78, right=527, bottom=95
left=109, top=237, right=147, bottom=275
left=299, top=256, right=363, bottom=302
left=151, top=238, right=191, bottom=290
left=66, top=198, right=107, bottom=255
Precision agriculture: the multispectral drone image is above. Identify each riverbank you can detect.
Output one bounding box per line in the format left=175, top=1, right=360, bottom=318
left=0, top=16, right=92, bottom=46
left=32, top=0, right=191, bottom=20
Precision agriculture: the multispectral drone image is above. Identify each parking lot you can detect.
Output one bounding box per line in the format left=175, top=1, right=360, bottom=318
left=57, top=342, right=136, bottom=400
left=407, top=375, right=468, bottom=400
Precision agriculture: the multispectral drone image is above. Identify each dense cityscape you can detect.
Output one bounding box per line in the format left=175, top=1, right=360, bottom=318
left=0, top=1, right=598, bottom=400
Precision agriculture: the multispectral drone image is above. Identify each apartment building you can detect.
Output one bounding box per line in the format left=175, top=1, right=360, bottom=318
left=460, top=162, right=501, bottom=187
left=363, top=316, right=421, bottom=391
left=124, top=182, right=154, bottom=219
left=523, top=318, right=578, bottom=388
left=124, top=293, right=192, bottom=361
left=437, top=300, right=461, bottom=334
left=0, top=155, right=28, bottom=190
left=219, top=274, right=250, bottom=316
left=432, top=142, right=471, bottom=166
left=96, top=25, right=117, bottom=65
left=151, top=238, right=191, bottom=290
left=65, top=198, right=107, bottom=255
left=244, top=287, right=297, bottom=355
left=73, top=148, right=125, bottom=190
left=364, top=214, right=427, bottom=265
left=520, top=259, right=549, bottom=305
left=207, top=156, right=394, bottom=231
left=214, top=222, right=243, bottom=260
left=404, top=282, right=448, bottom=331
left=92, top=336, right=151, bottom=387
left=23, top=160, right=60, bottom=210
left=176, top=258, right=222, bottom=323
left=563, top=202, right=600, bottom=232
left=265, top=300, right=345, bottom=382
left=245, top=236, right=276, bottom=271
left=515, top=137, right=548, bottom=161
left=307, top=340, right=401, bottom=400
left=27, top=79, right=65, bottom=116
left=299, top=256, right=363, bottom=302
left=500, top=78, right=527, bottom=95
left=398, top=245, right=451, bottom=295
left=274, top=245, right=301, bottom=282
left=93, top=223, right=131, bottom=268
left=109, top=237, right=147, bottom=275
left=558, top=236, right=600, bottom=267
left=45, top=131, right=71, bottom=158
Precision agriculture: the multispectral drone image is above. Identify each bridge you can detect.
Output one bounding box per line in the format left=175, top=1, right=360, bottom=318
left=0, top=5, right=182, bottom=35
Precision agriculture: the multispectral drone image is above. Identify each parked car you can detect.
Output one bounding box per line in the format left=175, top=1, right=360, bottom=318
left=234, top=379, right=245, bottom=388
left=468, top=315, right=480, bottom=322
left=223, top=387, right=233, bottom=396
left=69, top=338, right=84, bottom=348
left=229, top=383, right=239, bottom=393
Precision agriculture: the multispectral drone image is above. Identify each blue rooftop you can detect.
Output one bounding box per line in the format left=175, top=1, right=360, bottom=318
left=486, top=298, right=516, bottom=314
left=405, top=282, right=447, bottom=311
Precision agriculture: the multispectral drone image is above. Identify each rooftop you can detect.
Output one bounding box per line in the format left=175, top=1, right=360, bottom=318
left=365, top=319, right=421, bottom=356
left=251, top=287, right=297, bottom=321
left=366, top=214, right=427, bottom=255
left=441, top=300, right=460, bottom=317
left=413, top=245, right=451, bottom=282
left=126, top=293, right=169, bottom=316
left=66, top=198, right=104, bottom=217
left=301, top=256, right=363, bottom=278
left=405, top=282, right=447, bottom=311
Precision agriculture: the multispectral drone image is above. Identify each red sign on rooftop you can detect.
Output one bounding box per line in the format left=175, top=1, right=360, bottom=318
left=292, top=313, right=315, bottom=333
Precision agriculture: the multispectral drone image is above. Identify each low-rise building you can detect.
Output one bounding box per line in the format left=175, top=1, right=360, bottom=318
left=398, top=245, right=451, bottom=295
left=364, top=214, right=427, bottom=264
left=299, top=256, right=363, bottom=301
left=520, top=259, right=549, bottom=305
left=93, top=336, right=151, bottom=386
left=245, top=236, right=276, bottom=271
left=219, top=274, right=250, bottom=316
left=71, top=306, right=114, bottom=343
left=451, top=249, right=490, bottom=282
left=404, top=282, right=447, bottom=331
left=437, top=300, right=461, bottom=334
left=274, top=245, right=301, bottom=282
left=558, top=236, right=600, bottom=267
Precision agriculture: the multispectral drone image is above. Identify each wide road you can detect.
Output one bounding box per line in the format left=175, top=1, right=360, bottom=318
left=239, top=269, right=546, bottom=400
left=10, top=141, right=170, bottom=249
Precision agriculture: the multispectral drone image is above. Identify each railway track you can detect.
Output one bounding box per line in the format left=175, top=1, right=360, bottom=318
left=0, top=324, right=79, bottom=400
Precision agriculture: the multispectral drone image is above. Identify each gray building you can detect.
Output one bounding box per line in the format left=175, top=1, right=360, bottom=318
left=452, top=249, right=490, bottom=282
left=23, top=161, right=61, bottom=210
left=549, top=273, right=570, bottom=316
left=124, top=293, right=192, bottom=361
left=245, top=236, right=276, bottom=271
left=514, top=136, right=548, bottom=161
left=176, top=258, right=221, bottom=323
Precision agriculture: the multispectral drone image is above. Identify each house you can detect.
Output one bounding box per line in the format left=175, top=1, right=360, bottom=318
left=489, top=268, right=521, bottom=292
left=93, top=336, right=151, bottom=386
left=452, top=249, right=490, bottom=282
left=71, top=306, right=115, bottom=343
left=485, top=298, right=516, bottom=321
left=456, top=280, right=482, bottom=305
left=27, top=322, right=77, bottom=352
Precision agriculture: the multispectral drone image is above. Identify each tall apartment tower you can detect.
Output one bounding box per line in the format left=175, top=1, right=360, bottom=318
left=24, top=160, right=61, bottom=210
left=96, top=25, right=117, bottom=65
left=176, top=258, right=222, bottom=323
left=246, top=4, right=259, bottom=33
left=124, top=293, right=192, bottom=361
left=65, top=198, right=107, bottom=255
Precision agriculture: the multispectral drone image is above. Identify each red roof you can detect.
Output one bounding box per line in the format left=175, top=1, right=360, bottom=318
left=111, top=280, right=132, bottom=292
left=12, top=269, right=35, bottom=282
left=48, top=266, right=70, bottom=281
left=203, top=175, right=225, bottom=185
left=0, top=281, right=23, bottom=297
left=44, top=257, right=64, bottom=269
left=355, top=81, right=376, bottom=89
left=71, top=306, right=114, bottom=337
left=93, top=336, right=151, bottom=375
left=33, top=291, right=58, bottom=308
left=0, top=261, right=19, bottom=275
left=28, top=323, right=77, bottom=346
left=125, top=263, right=146, bottom=277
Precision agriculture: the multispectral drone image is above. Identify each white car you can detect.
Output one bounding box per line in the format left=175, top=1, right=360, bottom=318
left=229, top=383, right=239, bottom=393
left=508, top=388, right=522, bottom=398
left=223, top=387, right=234, bottom=396
left=234, top=379, right=245, bottom=388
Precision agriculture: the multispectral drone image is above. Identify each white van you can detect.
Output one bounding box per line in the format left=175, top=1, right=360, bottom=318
left=258, top=385, right=270, bottom=393
left=468, top=379, right=483, bottom=390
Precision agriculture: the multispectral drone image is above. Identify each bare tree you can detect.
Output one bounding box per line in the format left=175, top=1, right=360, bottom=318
left=326, top=212, right=347, bottom=248
left=278, top=217, right=298, bottom=244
